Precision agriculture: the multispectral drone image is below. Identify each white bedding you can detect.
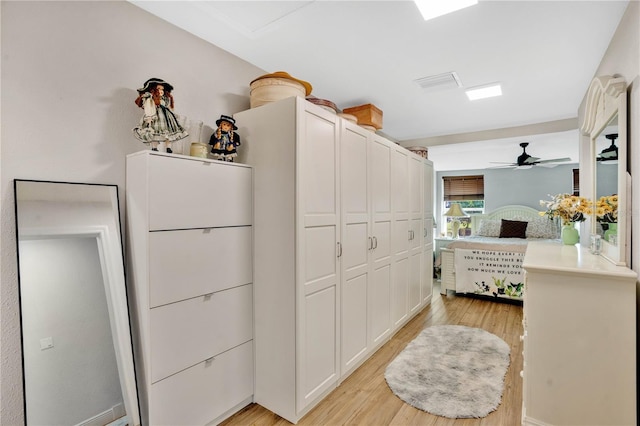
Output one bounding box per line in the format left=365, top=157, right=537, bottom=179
left=439, top=204, right=560, bottom=301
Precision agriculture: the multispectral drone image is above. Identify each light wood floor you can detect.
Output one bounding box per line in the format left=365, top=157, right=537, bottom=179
left=222, top=284, right=524, bottom=426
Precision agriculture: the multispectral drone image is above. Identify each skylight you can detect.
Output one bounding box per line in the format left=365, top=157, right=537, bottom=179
left=465, top=84, right=502, bottom=101
left=414, top=0, right=478, bottom=21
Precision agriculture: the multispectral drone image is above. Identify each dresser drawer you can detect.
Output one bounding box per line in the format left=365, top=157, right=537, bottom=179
left=150, top=340, right=253, bottom=425
left=149, top=226, right=252, bottom=307
left=147, top=155, right=252, bottom=230
left=150, top=284, right=253, bottom=382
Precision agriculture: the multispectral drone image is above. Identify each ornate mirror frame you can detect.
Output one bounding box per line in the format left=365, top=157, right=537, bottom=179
left=580, top=75, right=628, bottom=266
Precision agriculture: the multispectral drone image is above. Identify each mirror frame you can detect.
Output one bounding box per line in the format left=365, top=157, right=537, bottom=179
left=580, top=75, right=628, bottom=266
left=14, top=179, right=140, bottom=426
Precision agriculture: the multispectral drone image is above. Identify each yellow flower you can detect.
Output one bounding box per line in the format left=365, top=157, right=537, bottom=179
left=540, top=193, right=592, bottom=225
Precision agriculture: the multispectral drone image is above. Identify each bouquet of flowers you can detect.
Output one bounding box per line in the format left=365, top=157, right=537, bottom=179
left=595, top=194, right=618, bottom=223
left=540, top=193, right=593, bottom=225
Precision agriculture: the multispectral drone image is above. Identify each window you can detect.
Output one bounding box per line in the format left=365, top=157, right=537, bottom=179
left=442, top=175, right=485, bottom=237
left=573, top=168, right=580, bottom=195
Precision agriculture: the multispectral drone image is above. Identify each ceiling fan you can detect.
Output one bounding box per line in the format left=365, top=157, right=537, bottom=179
left=490, top=142, right=572, bottom=169
left=597, top=133, right=618, bottom=162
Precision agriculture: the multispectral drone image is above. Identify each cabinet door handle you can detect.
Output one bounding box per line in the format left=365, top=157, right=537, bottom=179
left=368, top=237, right=373, bottom=250
left=373, top=236, right=378, bottom=249
left=337, top=242, right=342, bottom=258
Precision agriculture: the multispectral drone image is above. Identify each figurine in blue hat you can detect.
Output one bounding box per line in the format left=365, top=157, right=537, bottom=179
left=133, top=78, right=188, bottom=153
left=209, top=115, right=241, bottom=162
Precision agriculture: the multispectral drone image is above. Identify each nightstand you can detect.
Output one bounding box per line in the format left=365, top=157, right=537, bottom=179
left=433, top=237, right=454, bottom=281
left=434, top=237, right=454, bottom=261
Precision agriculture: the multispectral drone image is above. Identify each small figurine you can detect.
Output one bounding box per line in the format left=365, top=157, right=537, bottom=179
left=209, top=115, right=241, bottom=162
left=133, top=78, right=188, bottom=152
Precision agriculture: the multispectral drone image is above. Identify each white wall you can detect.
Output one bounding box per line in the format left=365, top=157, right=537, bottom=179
left=0, top=2, right=265, bottom=423
left=20, top=236, right=121, bottom=425
left=435, top=163, right=579, bottom=235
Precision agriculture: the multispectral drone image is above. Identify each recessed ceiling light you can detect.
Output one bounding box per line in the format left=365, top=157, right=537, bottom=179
left=465, top=83, right=502, bottom=101
left=414, top=0, right=478, bottom=21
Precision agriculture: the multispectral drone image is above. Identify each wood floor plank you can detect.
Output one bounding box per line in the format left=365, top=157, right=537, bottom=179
left=221, top=284, right=523, bottom=425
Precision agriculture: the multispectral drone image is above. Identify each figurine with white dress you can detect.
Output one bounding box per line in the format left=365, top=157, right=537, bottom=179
left=133, top=78, right=188, bottom=152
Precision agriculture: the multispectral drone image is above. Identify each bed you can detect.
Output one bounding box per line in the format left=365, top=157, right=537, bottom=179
left=439, top=205, right=560, bottom=301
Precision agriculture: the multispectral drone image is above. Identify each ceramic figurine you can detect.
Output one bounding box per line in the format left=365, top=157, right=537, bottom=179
left=133, top=78, right=188, bottom=152
left=209, top=115, right=241, bottom=162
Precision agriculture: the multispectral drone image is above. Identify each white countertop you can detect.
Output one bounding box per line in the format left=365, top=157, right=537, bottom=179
left=523, top=240, right=636, bottom=280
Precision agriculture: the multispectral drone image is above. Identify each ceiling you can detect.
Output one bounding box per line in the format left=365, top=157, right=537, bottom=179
left=130, top=0, right=629, bottom=170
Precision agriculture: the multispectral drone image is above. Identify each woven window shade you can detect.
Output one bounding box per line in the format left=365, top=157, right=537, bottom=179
left=572, top=168, right=580, bottom=196
left=443, top=175, right=484, bottom=201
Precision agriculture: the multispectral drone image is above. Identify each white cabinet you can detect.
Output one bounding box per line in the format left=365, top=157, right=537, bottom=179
left=340, top=123, right=393, bottom=376
left=522, top=241, right=636, bottom=426
left=390, top=145, right=430, bottom=330
left=126, top=151, right=253, bottom=426
left=235, top=97, right=340, bottom=424
left=235, top=96, right=433, bottom=423
left=422, top=160, right=434, bottom=303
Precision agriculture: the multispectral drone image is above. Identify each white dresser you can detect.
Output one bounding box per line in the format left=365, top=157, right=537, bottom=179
left=126, top=151, right=254, bottom=425
left=521, top=241, right=636, bottom=426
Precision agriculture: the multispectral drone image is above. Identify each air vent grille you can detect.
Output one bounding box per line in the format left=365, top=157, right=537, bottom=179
left=414, top=71, right=462, bottom=91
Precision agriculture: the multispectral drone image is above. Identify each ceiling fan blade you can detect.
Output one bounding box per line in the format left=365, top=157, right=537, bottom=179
left=487, top=164, right=516, bottom=169
left=538, top=163, right=560, bottom=168
left=522, top=156, right=540, bottom=165
left=514, top=165, right=533, bottom=170
left=489, top=161, right=516, bottom=165
left=536, top=157, right=571, bottom=164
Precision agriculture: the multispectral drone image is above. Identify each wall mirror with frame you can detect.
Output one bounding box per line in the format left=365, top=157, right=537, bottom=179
left=14, top=180, right=140, bottom=426
left=581, top=75, right=628, bottom=266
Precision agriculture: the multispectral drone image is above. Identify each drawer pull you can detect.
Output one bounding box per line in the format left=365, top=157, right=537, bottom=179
left=205, top=357, right=215, bottom=366
left=519, top=370, right=524, bottom=378
left=203, top=293, right=213, bottom=301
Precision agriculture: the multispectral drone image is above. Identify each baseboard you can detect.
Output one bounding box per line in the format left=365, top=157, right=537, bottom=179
left=208, top=396, right=254, bottom=426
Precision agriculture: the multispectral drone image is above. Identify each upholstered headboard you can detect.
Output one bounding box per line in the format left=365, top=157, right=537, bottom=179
left=470, top=205, right=542, bottom=235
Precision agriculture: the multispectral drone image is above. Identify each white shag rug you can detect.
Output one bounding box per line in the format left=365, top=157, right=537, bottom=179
left=384, top=325, right=511, bottom=419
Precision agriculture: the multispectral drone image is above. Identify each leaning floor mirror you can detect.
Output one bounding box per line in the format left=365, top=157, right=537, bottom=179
left=14, top=180, right=140, bottom=426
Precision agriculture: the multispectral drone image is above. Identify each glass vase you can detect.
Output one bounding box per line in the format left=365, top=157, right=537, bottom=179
left=604, top=222, right=618, bottom=243
left=561, top=223, right=580, bottom=245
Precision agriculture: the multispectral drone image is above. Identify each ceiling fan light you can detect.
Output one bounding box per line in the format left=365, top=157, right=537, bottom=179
left=414, top=0, right=478, bottom=21
left=466, top=83, right=502, bottom=101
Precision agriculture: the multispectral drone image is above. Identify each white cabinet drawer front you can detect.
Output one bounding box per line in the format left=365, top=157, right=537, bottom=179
left=150, top=284, right=253, bottom=383
left=148, top=155, right=252, bottom=230
left=150, top=340, right=253, bottom=425
left=149, top=226, right=252, bottom=307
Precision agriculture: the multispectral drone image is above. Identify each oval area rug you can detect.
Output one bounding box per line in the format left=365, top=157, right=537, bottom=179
left=384, top=325, right=510, bottom=418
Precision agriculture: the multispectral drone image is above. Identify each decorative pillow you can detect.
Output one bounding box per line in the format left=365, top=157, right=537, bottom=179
left=476, top=219, right=501, bottom=237
left=514, top=216, right=559, bottom=239
left=499, top=219, right=528, bottom=239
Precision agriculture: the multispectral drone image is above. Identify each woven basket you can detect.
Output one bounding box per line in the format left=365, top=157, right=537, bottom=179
left=250, top=78, right=306, bottom=108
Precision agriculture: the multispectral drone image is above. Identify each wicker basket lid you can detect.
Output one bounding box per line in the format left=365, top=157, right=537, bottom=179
left=250, top=71, right=312, bottom=96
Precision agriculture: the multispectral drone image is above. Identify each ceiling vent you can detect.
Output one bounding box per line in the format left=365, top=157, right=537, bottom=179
left=414, top=71, right=462, bottom=91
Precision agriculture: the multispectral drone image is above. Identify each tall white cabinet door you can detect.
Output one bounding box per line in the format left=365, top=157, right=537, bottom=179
left=369, top=136, right=392, bottom=347
left=408, top=156, right=423, bottom=314
left=422, top=160, right=434, bottom=304
left=340, top=123, right=369, bottom=375
left=297, top=105, right=340, bottom=410
left=391, top=148, right=410, bottom=328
